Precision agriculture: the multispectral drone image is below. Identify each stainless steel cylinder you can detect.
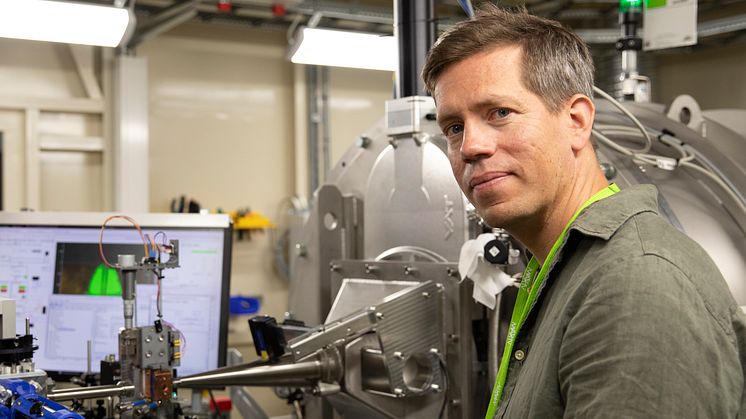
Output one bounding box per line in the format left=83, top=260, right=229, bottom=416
left=174, top=360, right=329, bottom=388
left=48, top=385, right=134, bottom=402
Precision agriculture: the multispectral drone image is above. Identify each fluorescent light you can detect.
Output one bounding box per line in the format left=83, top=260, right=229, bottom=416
left=290, top=27, right=397, bottom=72
left=0, top=0, right=131, bottom=47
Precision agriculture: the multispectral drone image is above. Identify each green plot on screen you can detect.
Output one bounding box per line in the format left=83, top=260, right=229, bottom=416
left=87, top=264, right=122, bottom=296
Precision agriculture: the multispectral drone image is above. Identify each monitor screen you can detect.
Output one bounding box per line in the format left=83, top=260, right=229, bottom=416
left=0, top=212, right=232, bottom=378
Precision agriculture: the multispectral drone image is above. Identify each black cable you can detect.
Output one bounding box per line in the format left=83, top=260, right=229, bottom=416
left=438, top=356, right=450, bottom=419
left=207, top=389, right=219, bottom=419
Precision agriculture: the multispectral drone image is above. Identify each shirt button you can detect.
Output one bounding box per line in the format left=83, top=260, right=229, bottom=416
left=514, top=350, right=525, bottom=361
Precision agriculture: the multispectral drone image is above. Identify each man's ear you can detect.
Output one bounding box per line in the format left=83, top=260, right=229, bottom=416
left=566, top=94, right=595, bottom=152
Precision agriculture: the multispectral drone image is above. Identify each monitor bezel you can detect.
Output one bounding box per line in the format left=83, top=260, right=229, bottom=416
left=0, top=211, right=233, bottom=381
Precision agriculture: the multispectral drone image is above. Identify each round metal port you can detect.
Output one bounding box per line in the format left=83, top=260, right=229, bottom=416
left=402, top=353, right=434, bottom=393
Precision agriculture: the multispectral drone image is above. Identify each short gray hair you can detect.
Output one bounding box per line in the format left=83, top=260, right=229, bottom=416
left=422, top=5, right=594, bottom=113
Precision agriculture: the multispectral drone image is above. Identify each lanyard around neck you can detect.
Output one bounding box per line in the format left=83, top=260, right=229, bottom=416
left=484, top=183, right=620, bottom=419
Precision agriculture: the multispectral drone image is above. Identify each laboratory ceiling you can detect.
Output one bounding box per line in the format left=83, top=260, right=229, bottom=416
left=82, top=0, right=746, bottom=49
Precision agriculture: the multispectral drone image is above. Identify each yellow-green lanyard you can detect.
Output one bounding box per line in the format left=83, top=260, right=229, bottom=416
left=484, top=184, right=620, bottom=419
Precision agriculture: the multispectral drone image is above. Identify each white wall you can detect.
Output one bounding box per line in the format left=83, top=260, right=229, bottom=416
left=0, top=39, right=85, bottom=99
left=0, top=39, right=106, bottom=212
left=328, top=67, right=394, bottom=166
left=140, top=24, right=295, bottom=216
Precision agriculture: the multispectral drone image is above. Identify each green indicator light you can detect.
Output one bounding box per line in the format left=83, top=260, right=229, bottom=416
left=620, top=0, right=643, bottom=12
left=87, top=264, right=123, bottom=296
left=645, top=0, right=666, bottom=8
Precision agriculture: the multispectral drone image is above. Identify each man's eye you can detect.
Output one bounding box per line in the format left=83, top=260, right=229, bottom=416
left=493, top=108, right=511, bottom=119
left=444, top=124, right=464, bottom=137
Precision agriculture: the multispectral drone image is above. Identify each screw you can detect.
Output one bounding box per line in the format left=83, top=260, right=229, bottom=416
left=446, top=267, right=457, bottom=277
left=145, top=351, right=152, bottom=358
left=422, top=292, right=430, bottom=298
left=365, top=264, right=378, bottom=274
left=449, top=334, right=459, bottom=343
left=430, top=348, right=440, bottom=354
left=376, top=312, right=384, bottom=320
left=356, top=136, right=372, bottom=149
left=394, top=388, right=404, bottom=396
left=295, top=243, right=308, bottom=257
left=158, top=335, right=164, bottom=342
left=431, top=384, right=441, bottom=391
left=393, top=351, right=404, bottom=360
left=330, top=263, right=341, bottom=272
left=404, top=266, right=416, bottom=275
left=145, top=336, right=152, bottom=343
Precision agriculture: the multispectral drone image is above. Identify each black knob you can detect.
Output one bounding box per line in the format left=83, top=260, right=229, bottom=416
left=483, top=239, right=509, bottom=264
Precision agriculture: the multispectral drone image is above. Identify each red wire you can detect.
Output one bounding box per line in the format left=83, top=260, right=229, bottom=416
left=99, top=215, right=151, bottom=268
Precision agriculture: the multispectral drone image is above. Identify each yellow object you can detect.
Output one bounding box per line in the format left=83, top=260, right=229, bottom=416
left=231, top=211, right=274, bottom=230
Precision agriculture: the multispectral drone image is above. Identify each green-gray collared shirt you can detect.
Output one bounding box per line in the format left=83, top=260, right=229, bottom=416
left=496, top=184, right=746, bottom=418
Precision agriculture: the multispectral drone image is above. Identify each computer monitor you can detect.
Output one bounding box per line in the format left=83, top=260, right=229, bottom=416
left=0, top=212, right=232, bottom=378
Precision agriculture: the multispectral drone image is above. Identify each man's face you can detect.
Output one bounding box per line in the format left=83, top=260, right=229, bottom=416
left=433, top=45, right=576, bottom=229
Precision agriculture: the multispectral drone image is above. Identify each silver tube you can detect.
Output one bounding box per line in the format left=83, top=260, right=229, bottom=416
left=119, top=255, right=137, bottom=331
left=48, top=385, right=134, bottom=402
left=621, top=50, right=638, bottom=77
left=86, top=341, right=92, bottom=374
left=174, top=361, right=325, bottom=388
left=488, top=292, right=502, bottom=387
left=123, top=300, right=134, bottom=330
left=177, top=360, right=268, bottom=380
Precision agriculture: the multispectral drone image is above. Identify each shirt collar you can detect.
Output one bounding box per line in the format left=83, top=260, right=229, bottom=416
left=569, top=184, right=660, bottom=240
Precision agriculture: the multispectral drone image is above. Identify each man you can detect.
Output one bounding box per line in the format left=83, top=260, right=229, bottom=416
left=422, top=6, right=746, bottom=418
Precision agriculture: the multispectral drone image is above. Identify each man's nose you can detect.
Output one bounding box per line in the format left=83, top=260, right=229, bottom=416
left=460, top=121, right=496, bottom=162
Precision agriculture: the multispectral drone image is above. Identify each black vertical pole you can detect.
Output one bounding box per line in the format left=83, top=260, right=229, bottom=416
left=395, top=0, right=435, bottom=98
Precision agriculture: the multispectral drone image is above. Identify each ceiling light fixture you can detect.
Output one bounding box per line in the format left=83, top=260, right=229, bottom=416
left=0, top=0, right=131, bottom=48
left=289, top=27, right=397, bottom=72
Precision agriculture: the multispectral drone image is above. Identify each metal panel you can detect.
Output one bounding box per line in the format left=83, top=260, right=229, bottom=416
left=328, top=260, right=471, bottom=418
left=364, top=138, right=468, bottom=262
left=374, top=281, right=444, bottom=396
left=326, top=278, right=417, bottom=323
left=341, top=334, right=445, bottom=419
left=317, top=185, right=363, bottom=317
